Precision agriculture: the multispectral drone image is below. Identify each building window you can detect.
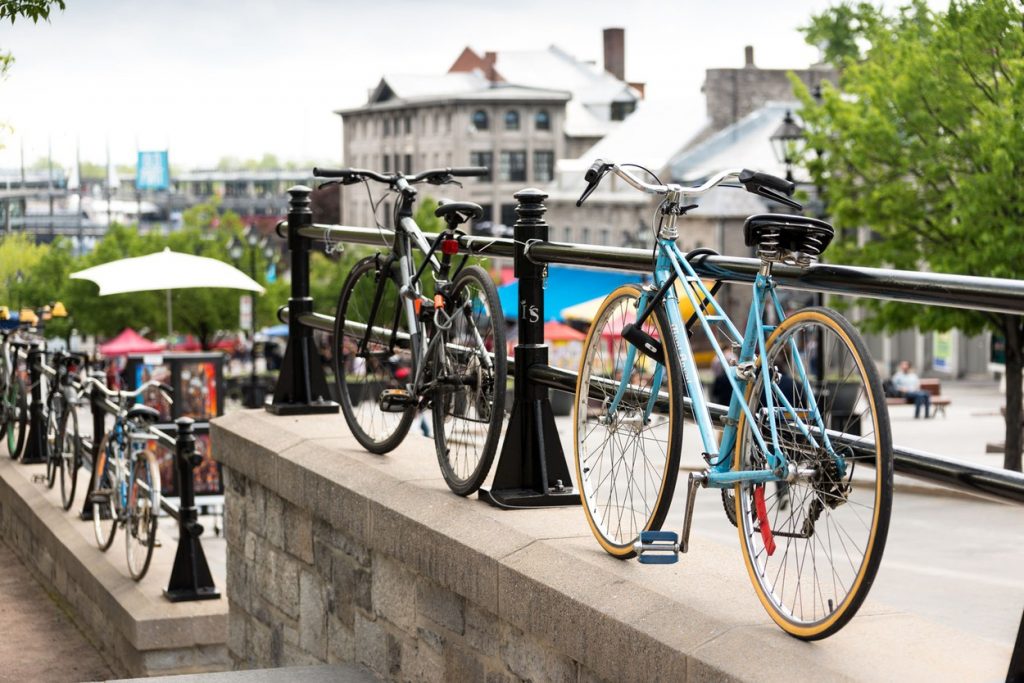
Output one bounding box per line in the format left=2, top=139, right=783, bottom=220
left=600, top=228, right=610, bottom=246
left=504, top=110, right=520, bottom=130
left=404, top=116, right=412, bottom=134
left=500, top=204, right=517, bottom=227
left=383, top=155, right=390, bottom=172
left=383, top=118, right=390, bottom=136
left=611, top=101, right=636, bottom=121
left=535, top=110, right=551, bottom=130
left=533, top=151, right=554, bottom=182
left=563, top=226, right=572, bottom=241
left=500, top=150, right=526, bottom=182
left=470, top=151, right=493, bottom=180
left=403, top=154, right=412, bottom=174
left=472, top=110, right=489, bottom=130
left=581, top=227, right=591, bottom=244
left=394, top=154, right=401, bottom=174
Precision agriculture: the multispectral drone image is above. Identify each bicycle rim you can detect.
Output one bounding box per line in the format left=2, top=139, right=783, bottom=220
left=59, top=409, right=80, bottom=511
left=432, top=265, right=507, bottom=495
left=45, top=407, right=60, bottom=488
left=126, top=455, right=160, bottom=580
left=334, top=255, right=415, bottom=454
left=735, top=307, right=893, bottom=640
left=91, top=435, right=119, bottom=551
left=574, top=284, right=682, bottom=558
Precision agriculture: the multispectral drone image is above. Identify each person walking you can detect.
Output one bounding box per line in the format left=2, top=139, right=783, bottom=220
left=891, top=360, right=931, bottom=419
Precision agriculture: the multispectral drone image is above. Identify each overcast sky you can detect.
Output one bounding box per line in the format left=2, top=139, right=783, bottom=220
left=0, top=0, right=934, bottom=171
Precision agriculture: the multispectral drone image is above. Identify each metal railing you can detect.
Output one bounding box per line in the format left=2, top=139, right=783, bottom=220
left=269, top=185, right=1024, bottom=680
left=8, top=346, right=220, bottom=602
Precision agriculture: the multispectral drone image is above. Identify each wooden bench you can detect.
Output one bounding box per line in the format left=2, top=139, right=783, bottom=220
left=885, top=377, right=951, bottom=417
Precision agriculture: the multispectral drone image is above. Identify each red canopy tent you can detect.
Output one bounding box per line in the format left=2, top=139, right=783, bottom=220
left=544, top=321, right=586, bottom=342
left=99, top=328, right=166, bottom=357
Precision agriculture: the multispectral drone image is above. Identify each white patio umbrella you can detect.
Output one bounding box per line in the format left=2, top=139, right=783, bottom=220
left=71, top=247, right=265, bottom=336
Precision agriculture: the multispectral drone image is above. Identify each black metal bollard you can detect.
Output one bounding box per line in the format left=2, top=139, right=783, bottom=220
left=80, top=371, right=108, bottom=520
left=164, top=417, right=220, bottom=602
left=480, top=189, right=579, bottom=508
left=20, top=343, right=47, bottom=465
left=266, top=185, right=339, bottom=416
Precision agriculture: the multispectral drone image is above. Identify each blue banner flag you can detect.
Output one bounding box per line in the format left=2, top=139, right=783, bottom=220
left=136, top=151, right=170, bottom=190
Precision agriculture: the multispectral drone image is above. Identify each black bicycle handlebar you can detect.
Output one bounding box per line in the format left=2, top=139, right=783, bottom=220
left=313, top=166, right=489, bottom=186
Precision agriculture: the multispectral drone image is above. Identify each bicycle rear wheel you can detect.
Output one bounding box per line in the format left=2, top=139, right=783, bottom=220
left=91, top=433, right=120, bottom=551
left=574, top=283, right=682, bottom=558
left=126, top=453, right=160, bottom=581
left=432, top=265, right=507, bottom=495
left=6, top=374, right=27, bottom=459
left=45, top=402, right=60, bottom=488
left=334, top=255, right=416, bottom=454
left=735, top=307, right=892, bottom=640
left=58, top=408, right=81, bottom=511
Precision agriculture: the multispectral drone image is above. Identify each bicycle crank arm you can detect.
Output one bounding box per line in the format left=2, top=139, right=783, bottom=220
left=636, top=471, right=706, bottom=564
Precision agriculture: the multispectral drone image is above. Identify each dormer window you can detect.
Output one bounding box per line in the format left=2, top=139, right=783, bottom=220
left=505, top=110, right=520, bottom=130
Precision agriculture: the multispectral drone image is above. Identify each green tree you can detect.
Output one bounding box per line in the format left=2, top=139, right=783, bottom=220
left=795, top=0, right=1024, bottom=470
left=0, top=0, right=65, bottom=24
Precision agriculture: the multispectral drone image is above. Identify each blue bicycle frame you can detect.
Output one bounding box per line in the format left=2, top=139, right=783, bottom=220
left=606, top=237, right=846, bottom=489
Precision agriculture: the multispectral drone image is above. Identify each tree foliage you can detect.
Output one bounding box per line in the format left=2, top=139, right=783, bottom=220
left=795, top=0, right=1024, bottom=469
left=0, top=0, right=65, bottom=24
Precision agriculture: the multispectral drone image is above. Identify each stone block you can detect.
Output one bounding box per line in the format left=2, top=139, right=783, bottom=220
left=445, top=644, right=486, bottom=682
left=284, top=502, right=314, bottom=565
left=227, top=606, right=248, bottom=658
left=354, top=613, right=387, bottom=677
left=326, top=613, right=355, bottom=664
left=255, top=547, right=300, bottom=620
left=416, top=577, right=465, bottom=635
left=400, top=636, right=445, bottom=683
left=465, top=603, right=500, bottom=657
left=327, top=552, right=372, bottom=628
left=299, top=571, right=327, bottom=659
left=499, top=624, right=578, bottom=683
left=372, top=555, right=416, bottom=633
left=264, top=489, right=285, bottom=550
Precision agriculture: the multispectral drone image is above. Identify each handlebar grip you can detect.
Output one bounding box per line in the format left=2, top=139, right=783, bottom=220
left=585, top=159, right=607, bottom=183
left=312, top=167, right=350, bottom=178
left=447, top=167, right=489, bottom=178
left=739, top=169, right=795, bottom=197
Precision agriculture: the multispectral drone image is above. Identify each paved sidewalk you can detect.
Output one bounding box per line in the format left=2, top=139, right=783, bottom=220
left=0, top=539, right=113, bottom=682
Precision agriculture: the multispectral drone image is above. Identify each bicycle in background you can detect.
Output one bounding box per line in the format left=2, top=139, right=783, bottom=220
left=315, top=165, right=507, bottom=496
left=573, top=159, right=893, bottom=639
left=86, top=377, right=172, bottom=581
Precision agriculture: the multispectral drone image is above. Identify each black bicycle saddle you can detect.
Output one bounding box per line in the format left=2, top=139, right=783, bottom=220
left=126, top=404, right=161, bottom=423
left=435, top=200, right=483, bottom=226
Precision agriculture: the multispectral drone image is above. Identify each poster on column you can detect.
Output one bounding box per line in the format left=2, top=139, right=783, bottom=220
left=932, top=331, right=952, bottom=373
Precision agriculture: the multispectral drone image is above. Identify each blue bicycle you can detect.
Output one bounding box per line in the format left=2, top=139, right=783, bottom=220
left=573, top=160, right=893, bottom=640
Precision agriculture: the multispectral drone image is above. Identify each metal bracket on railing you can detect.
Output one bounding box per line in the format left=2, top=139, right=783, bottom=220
left=164, top=417, right=220, bottom=602
left=20, top=342, right=48, bottom=465
left=479, top=189, right=579, bottom=509
left=266, top=185, right=339, bottom=416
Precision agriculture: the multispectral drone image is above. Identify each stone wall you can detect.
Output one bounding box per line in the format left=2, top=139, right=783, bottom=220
left=223, top=467, right=620, bottom=682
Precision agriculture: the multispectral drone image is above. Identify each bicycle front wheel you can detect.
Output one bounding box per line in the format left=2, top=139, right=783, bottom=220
left=45, top=404, right=60, bottom=488
left=5, top=375, right=28, bottom=459
left=735, top=307, right=893, bottom=640
left=432, top=265, right=507, bottom=495
left=126, top=453, right=160, bottom=581
left=58, top=408, right=81, bottom=510
left=334, top=255, right=416, bottom=454
left=91, top=433, right=120, bottom=551
left=574, top=283, right=682, bottom=558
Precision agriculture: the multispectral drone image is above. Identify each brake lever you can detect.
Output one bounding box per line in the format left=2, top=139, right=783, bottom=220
left=576, top=180, right=599, bottom=207
left=754, top=186, right=803, bottom=211
left=317, top=181, right=341, bottom=190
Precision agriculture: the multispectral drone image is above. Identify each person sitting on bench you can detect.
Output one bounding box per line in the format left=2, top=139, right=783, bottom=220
left=891, top=360, right=931, bottom=419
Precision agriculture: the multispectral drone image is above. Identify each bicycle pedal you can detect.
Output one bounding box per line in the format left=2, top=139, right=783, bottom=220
left=378, top=389, right=415, bottom=413
left=635, top=530, right=679, bottom=564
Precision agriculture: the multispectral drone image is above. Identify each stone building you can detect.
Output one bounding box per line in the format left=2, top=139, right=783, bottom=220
left=334, top=29, right=643, bottom=231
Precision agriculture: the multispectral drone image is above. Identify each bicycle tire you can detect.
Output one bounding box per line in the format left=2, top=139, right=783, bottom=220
left=126, top=452, right=160, bottom=581
left=0, top=364, right=8, bottom=443
left=7, top=375, right=27, bottom=459
left=58, top=408, right=81, bottom=511
left=45, top=401, right=60, bottom=488
left=431, top=265, right=507, bottom=495
left=91, top=432, right=119, bottom=551
left=734, top=307, right=893, bottom=640
left=333, top=254, right=415, bottom=454
left=574, top=283, right=682, bottom=558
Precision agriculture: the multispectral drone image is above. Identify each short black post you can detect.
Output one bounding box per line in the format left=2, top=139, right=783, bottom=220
left=480, top=189, right=579, bottom=508
left=1009, top=605, right=1024, bottom=682
left=20, top=343, right=47, bottom=464
left=164, top=417, right=220, bottom=602
left=80, top=371, right=108, bottom=520
left=266, top=185, right=339, bottom=416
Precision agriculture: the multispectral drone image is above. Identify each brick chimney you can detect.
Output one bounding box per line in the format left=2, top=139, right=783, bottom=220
left=603, top=28, right=625, bottom=81
left=744, top=45, right=755, bottom=68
